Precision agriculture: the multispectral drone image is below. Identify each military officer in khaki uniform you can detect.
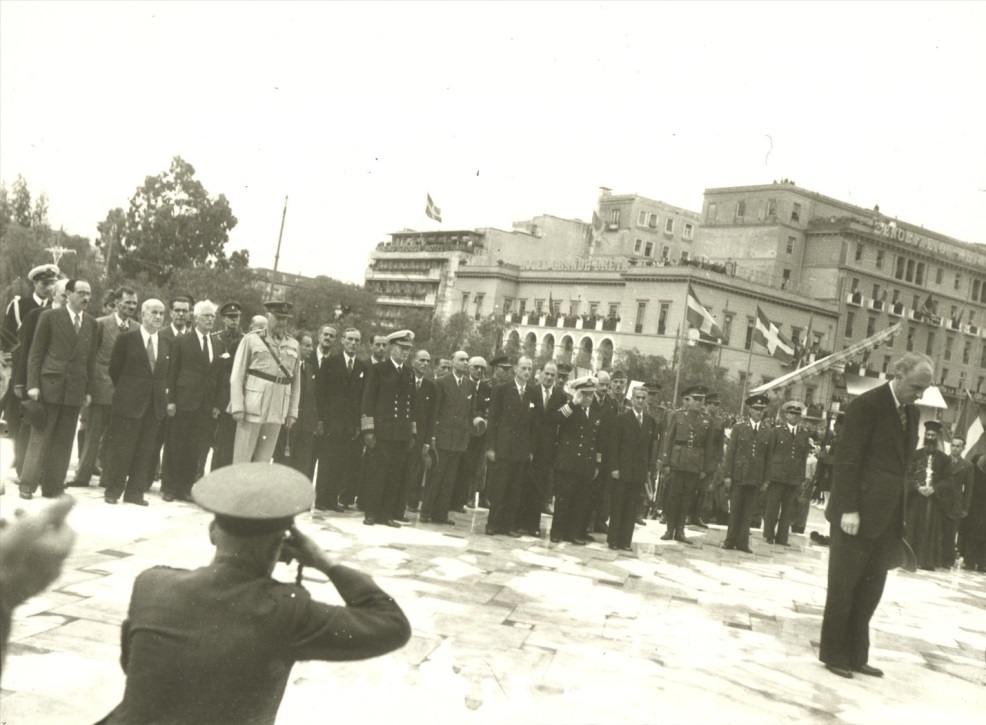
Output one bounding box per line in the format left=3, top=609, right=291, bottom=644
left=659, top=385, right=714, bottom=544
left=229, top=301, right=301, bottom=464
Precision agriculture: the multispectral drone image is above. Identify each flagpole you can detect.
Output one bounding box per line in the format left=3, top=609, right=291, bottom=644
left=740, top=329, right=755, bottom=416
left=672, top=286, right=691, bottom=406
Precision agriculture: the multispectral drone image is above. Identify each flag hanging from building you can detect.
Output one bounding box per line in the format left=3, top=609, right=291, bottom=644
left=795, top=313, right=815, bottom=367
left=954, top=391, right=986, bottom=460
left=753, top=306, right=795, bottom=364
left=591, top=210, right=605, bottom=242
left=425, top=193, right=442, bottom=223
left=919, top=294, right=941, bottom=325
left=685, top=285, right=723, bottom=342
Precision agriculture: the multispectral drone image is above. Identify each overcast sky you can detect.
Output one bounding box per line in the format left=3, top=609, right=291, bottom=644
left=2, top=1, right=983, bottom=284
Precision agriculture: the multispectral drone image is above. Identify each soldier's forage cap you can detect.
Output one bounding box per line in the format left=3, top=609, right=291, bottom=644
left=569, top=375, right=598, bottom=393
left=386, top=329, right=414, bottom=347
left=556, top=362, right=574, bottom=375
left=924, top=420, right=943, bottom=432
left=489, top=354, right=511, bottom=369
left=645, top=380, right=662, bottom=393
left=781, top=400, right=804, bottom=415
left=745, top=394, right=769, bottom=409
left=219, top=301, right=243, bottom=317
left=705, top=392, right=721, bottom=405
left=682, top=385, right=708, bottom=399
left=28, top=264, right=60, bottom=282
left=610, top=369, right=627, bottom=381
left=192, top=463, right=313, bottom=537
left=263, top=300, right=294, bottom=317
left=468, top=356, right=488, bottom=368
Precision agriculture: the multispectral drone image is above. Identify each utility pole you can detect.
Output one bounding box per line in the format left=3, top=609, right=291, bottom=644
left=268, top=195, right=288, bottom=299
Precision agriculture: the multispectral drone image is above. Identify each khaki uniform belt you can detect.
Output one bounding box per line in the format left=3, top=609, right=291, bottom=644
left=248, top=369, right=291, bottom=385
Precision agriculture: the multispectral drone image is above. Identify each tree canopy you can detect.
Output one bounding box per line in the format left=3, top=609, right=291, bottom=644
left=116, top=156, right=240, bottom=285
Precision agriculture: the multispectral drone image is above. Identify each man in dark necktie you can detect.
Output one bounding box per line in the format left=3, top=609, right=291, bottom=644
left=394, top=349, right=436, bottom=521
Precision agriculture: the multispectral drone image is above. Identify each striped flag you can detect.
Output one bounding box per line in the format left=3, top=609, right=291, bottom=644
left=753, top=306, right=795, bottom=364
left=685, top=285, right=722, bottom=342
left=954, top=391, right=986, bottom=460
left=425, top=193, right=442, bottom=223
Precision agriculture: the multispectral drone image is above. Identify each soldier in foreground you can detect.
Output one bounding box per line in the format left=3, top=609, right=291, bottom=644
left=100, top=463, right=411, bottom=724
left=659, top=385, right=714, bottom=544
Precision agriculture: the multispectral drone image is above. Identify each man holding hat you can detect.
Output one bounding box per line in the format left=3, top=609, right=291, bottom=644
left=452, top=356, right=491, bottom=512
left=550, top=376, right=603, bottom=544
left=100, top=463, right=411, bottom=724
left=658, top=385, right=714, bottom=544
left=361, top=330, right=417, bottom=527
left=722, top=395, right=771, bottom=552
left=763, top=400, right=812, bottom=546
left=229, top=300, right=302, bottom=464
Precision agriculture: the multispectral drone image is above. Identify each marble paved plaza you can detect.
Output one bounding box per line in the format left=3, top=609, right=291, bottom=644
left=1, top=455, right=984, bottom=723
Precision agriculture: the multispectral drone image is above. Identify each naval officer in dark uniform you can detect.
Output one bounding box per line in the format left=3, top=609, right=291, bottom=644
left=658, top=385, right=714, bottom=544
left=100, top=463, right=411, bottom=724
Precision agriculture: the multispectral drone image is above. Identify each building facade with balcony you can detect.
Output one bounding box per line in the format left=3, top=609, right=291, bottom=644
left=593, top=187, right=702, bottom=263
left=455, top=259, right=839, bottom=404
left=694, top=181, right=986, bottom=411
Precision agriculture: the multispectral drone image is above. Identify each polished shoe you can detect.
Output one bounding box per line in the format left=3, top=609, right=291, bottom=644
left=608, top=543, right=618, bottom=550
left=453, top=506, right=467, bottom=514
left=162, top=494, right=175, bottom=502
left=363, top=517, right=375, bottom=526
left=485, top=525, right=496, bottom=536
left=505, top=530, right=522, bottom=538
left=567, top=538, right=587, bottom=546
left=673, top=534, right=694, bottom=545
left=93, top=466, right=102, bottom=476
left=66, top=479, right=90, bottom=488
left=395, top=516, right=410, bottom=523
left=478, top=499, right=491, bottom=509
left=582, top=533, right=597, bottom=543
left=178, top=493, right=194, bottom=502
left=437, top=519, right=455, bottom=526
left=104, top=496, right=118, bottom=505
left=660, top=531, right=674, bottom=541
left=635, top=517, right=646, bottom=526
left=593, top=524, right=609, bottom=534
left=420, top=515, right=432, bottom=523
left=658, top=515, right=667, bottom=525
left=618, top=545, right=633, bottom=552
left=19, top=490, right=33, bottom=500
left=721, top=543, right=736, bottom=550
left=765, top=537, right=775, bottom=545
left=852, top=664, right=883, bottom=678
left=550, top=536, right=561, bottom=543
left=693, top=518, right=709, bottom=529
left=825, top=664, right=853, bottom=679
left=738, top=546, right=754, bottom=554
left=382, top=520, right=401, bottom=529
left=124, top=498, right=149, bottom=507
left=329, top=504, right=345, bottom=513
left=778, top=541, right=791, bottom=547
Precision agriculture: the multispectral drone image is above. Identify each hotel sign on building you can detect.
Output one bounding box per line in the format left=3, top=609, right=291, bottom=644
left=870, top=219, right=986, bottom=269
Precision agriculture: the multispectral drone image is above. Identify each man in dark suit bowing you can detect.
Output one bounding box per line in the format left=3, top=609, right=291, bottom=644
left=608, top=383, right=659, bottom=551
left=20, top=279, right=99, bottom=500
left=360, top=330, right=417, bottom=528
left=163, top=300, right=227, bottom=502
left=485, top=355, right=536, bottom=537
left=102, top=299, right=171, bottom=506
left=314, top=326, right=367, bottom=511
left=819, top=352, right=933, bottom=679
left=420, top=350, right=476, bottom=525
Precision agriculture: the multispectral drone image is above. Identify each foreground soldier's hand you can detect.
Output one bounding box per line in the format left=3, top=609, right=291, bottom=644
left=282, top=525, right=339, bottom=573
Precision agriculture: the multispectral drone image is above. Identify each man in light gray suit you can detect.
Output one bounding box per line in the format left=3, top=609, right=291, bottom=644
left=20, top=279, right=99, bottom=499
left=70, top=286, right=138, bottom=488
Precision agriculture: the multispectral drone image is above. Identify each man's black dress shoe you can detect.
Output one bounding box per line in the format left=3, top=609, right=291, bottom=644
left=673, top=534, right=693, bottom=545
left=124, top=498, right=149, bottom=507
left=363, top=517, right=375, bottom=526
left=420, top=515, right=432, bottom=523
left=660, top=531, right=674, bottom=541
left=582, top=533, right=597, bottom=543
left=608, top=543, right=618, bottom=550
left=505, top=530, right=522, bottom=538
left=19, top=490, right=33, bottom=500
left=438, top=519, right=455, bottom=526
left=693, top=519, right=709, bottom=529
left=567, top=538, right=587, bottom=546
left=635, top=517, right=646, bottom=526
left=485, top=525, right=496, bottom=536
left=550, top=536, right=561, bottom=543
left=765, top=538, right=775, bottom=545
left=104, top=496, right=118, bottom=505
left=395, top=516, right=410, bottom=523
left=738, top=546, right=754, bottom=554
left=618, top=545, right=633, bottom=552
left=162, top=494, right=175, bottom=502
left=329, top=504, right=345, bottom=513
left=382, top=520, right=401, bottom=528
left=594, top=524, right=609, bottom=534
left=825, top=664, right=853, bottom=679
left=852, top=664, right=883, bottom=677
left=721, top=543, right=736, bottom=550
left=66, top=480, right=90, bottom=488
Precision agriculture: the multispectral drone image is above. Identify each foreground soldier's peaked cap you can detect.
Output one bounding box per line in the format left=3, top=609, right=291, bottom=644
left=489, top=354, right=511, bottom=369
left=682, top=385, right=708, bottom=399
left=219, top=301, right=243, bottom=317
left=610, top=369, right=628, bottom=381
left=192, top=463, right=313, bottom=536
left=28, top=263, right=60, bottom=281
left=386, top=329, right=414, bottom=347
left=924, top=420, right=943, bottom=432
left=556, top=362, right=574, bottom=374
left=263, top=300, right=294, bottom=317
left=745, top=394, right=769, bottom=409
left=781, top=400, right=805, bottom=414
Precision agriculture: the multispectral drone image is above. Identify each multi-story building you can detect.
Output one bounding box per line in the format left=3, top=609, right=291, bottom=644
left=695, top=181, right=986, bottom=411
left=365, top=216, right=592, bottom=324
left=595, top=187, right=702, bottom=264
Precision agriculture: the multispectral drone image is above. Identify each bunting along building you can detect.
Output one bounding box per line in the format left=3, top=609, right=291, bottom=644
left=694, top=181, right=986, bottom=422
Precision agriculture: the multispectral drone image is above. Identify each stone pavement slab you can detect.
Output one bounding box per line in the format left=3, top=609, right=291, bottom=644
left=1, top=451, right=984, bottom=724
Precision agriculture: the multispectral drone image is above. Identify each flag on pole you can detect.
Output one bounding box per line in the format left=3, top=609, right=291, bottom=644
left=919, top=294, right=941, bottom=325
left=954, top=391, right=986, bottom=460
left=425, top=193, right=442, bottom=223
left=753, top=306, right=795, bottom=364
left=591, top=210, right=605, bottom=242
left=685, top=285, right=723, bottom=342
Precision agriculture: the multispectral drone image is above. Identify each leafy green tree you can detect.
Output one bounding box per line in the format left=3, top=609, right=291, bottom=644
left=96, top=207, right=127, bottom=277
left=117, top=156, right=240, bottom=285
left=0, top=182, right=12, bottom=238
left=286, top=276, right=379, bottom=336
left=31, top=192, right=49, bottom=229
left=11, top=175, right=32, bottom=228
